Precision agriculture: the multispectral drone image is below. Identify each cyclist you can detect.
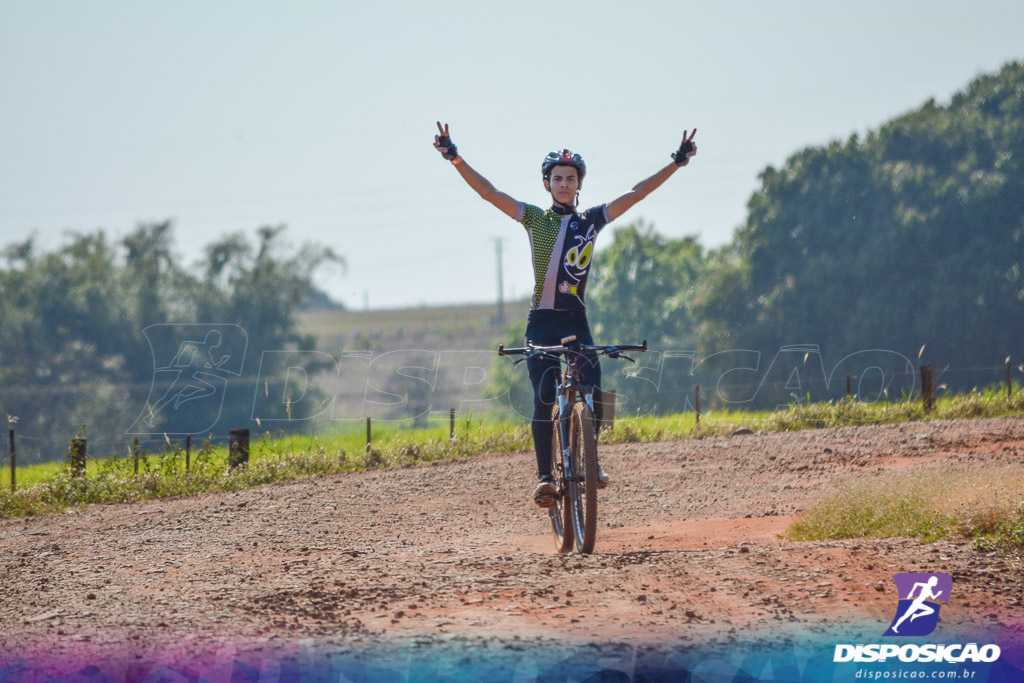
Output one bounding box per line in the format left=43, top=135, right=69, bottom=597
left=433, top=122, right=697, bottom=507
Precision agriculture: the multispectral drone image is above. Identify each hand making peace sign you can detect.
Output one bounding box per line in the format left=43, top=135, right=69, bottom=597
left=434, top=121, right=458, bottom=160
left=672, top=129, right=697, bottom=166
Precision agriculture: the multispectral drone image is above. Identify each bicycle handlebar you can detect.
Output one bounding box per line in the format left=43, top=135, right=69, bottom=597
left=497, top=340, right=647, bottom=358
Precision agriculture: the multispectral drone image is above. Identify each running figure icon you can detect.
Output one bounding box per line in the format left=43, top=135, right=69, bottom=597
left=884, top=572, right=952, bottom=637
left=144, top=330, right=232, bottom=426
left=128, top=323, right=248, bottom=435
left=891, top=576, right=943, bottom=634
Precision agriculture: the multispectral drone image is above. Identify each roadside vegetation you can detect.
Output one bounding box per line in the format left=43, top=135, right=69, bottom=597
left=2, top=386, right=1021, bottom=535
left=784, top=388, right=1024, bottom=553
left=787, top=464, right=1024, bottom=554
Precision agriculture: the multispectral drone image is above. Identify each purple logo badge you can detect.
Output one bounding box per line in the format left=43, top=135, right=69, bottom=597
left=883, top=572, right=951, bottom=637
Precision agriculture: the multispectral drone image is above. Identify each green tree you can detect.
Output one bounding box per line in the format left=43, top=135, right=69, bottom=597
left=0, top=222, right=344, bottom=461
left=154, top=225, right=344, bottom=435
left=696, top=60, right=1024, bottom=400
left=588, top=220, right=706, bottom=349
left=0, top=231, right=138, bottom=448
left=581, top=222, right=708, bottom=415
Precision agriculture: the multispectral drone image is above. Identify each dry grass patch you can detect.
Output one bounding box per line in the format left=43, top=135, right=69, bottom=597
left=788, top=464, right=1024, bottom=552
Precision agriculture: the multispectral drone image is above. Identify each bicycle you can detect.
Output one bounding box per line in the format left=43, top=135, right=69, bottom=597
left=498, top=336, right=647, bottom=554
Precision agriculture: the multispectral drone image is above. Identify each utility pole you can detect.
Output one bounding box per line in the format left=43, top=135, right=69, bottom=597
left=494, top=237, right=505, bottom=324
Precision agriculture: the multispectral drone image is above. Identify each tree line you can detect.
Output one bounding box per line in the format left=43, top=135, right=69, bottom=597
left=585, top=60, right=1024, bottom=412
left=0, top=223, right=341, bottom=461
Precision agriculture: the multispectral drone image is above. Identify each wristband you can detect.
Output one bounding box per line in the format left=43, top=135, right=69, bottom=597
left=451, top=156, right=463, bottom=166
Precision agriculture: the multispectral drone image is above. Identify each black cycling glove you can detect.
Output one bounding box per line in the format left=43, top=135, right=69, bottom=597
left=671, top=140, right=695, bottom=166
left=437, top=135, right=459, bottom=161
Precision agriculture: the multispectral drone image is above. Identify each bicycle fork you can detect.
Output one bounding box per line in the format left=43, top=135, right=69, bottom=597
left=555, top=380, right=595, bottom=489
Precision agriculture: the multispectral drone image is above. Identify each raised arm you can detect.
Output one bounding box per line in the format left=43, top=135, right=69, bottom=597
left=434, top=122, right=519, bottom=219
left=606, top=130, right=697, bottom=222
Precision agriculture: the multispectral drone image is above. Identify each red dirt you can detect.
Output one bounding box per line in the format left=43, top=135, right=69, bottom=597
left=1, top=417, right=1022, bottom=662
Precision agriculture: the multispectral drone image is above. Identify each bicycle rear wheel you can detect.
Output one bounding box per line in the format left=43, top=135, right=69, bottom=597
left=568, top=401, right=599, bottom=554
left=548, top=405, right=574, bottom=554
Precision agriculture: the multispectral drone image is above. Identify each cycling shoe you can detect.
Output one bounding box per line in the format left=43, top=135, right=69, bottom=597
left=533, top=480, right=557, bottom=508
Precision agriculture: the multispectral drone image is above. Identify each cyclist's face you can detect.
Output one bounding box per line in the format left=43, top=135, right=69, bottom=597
left=545, top=165, right=580, bottom=203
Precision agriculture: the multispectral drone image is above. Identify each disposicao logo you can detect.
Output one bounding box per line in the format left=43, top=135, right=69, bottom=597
left=833, top=571, right=1002, bottom=664
left=883, top=572, right=952, bottom=637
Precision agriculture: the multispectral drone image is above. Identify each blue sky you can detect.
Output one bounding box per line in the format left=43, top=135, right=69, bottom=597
left=2, top=1, right=1022, bottom=309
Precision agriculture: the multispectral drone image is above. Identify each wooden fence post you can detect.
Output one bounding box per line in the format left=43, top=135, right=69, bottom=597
left=920, top=365, right=936, bottom=413
left=1008, top=358, right=1013, bottom=399
left=599, top=389, right=616, bottom=431
left=228, top=428, right=250, bottom=468
left=365, top=418, right=372, bottom=451
left=450, top=408, right=455, bottom=441
left=133, top=437, right=140, bottom=474
left=185, top=434, right=191, bottom=472
left=69, top=437, right=87, bottom=476
left=8, top=429, right=14, bottom=491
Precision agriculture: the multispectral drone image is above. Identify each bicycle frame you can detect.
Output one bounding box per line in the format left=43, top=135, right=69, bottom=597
left=554, top=353, right=594, bottom=486
left=499, top=336, right=646, bottom=554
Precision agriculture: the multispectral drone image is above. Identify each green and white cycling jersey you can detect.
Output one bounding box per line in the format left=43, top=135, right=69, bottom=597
left=514, top=202, right=610, bottom=312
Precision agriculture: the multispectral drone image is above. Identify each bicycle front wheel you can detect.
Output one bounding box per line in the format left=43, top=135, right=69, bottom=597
left=549, top=405, right=574, bottom=554
left=568, top=401, right=599, bottom=554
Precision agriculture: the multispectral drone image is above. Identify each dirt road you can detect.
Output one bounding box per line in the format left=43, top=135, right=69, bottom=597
left=1, top=417, right=1023, bottom=669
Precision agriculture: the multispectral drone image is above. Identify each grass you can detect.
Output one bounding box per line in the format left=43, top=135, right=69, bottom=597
left=733, top=383, right=1024, bottom=432
left=2, top=386, right=1023, bottom=542
left=787, top=464, right=1024, bottom=553
left=0, top=415, right=533, bottom=518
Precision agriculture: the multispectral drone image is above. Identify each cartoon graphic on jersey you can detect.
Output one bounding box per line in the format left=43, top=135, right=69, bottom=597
left=564, top=226, right=595, bottom=272
left=560, top=224, right=597, bottom=306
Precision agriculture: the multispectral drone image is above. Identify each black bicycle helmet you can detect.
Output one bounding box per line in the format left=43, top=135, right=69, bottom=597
left=541, top=149, right=586, bottom=182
